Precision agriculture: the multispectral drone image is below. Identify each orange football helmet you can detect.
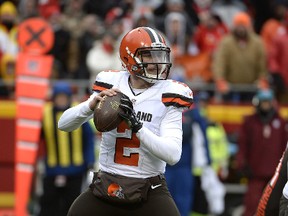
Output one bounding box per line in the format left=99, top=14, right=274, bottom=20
left=119, top=27, right=172, bottom=83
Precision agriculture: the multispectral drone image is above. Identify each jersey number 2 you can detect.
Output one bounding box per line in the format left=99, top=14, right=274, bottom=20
left=115, top=122, right=140, bottom=166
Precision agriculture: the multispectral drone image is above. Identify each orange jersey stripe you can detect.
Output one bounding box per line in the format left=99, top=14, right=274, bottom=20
left=162, top=97, right=191, bottom=107
left=162, top=93, right=193, bottom=108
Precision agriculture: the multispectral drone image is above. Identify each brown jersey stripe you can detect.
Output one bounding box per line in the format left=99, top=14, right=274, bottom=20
left=92, top=81, right=113, bottom=92
left=162, top=93, right=193, bottom=108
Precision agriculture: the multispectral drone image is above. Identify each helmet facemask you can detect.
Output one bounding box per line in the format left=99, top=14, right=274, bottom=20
left=132, top=47, right=172, bottom=84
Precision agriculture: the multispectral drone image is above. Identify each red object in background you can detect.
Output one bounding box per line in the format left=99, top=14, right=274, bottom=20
left=17, top=18, right=54, bottom=55
left=0, top=118, right=15, bottom=192
left=38, top=0, right=60, bottom=19
left=16, top=53, right=53, bottom=78
left=14, top=17, right=54, bottom=216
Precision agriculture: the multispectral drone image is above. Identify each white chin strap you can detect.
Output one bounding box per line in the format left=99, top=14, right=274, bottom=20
left=136, top=74, right=158, bottom=84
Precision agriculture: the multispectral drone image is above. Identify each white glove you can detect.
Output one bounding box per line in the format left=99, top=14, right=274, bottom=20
left=201, top=166, right=226, bottom=215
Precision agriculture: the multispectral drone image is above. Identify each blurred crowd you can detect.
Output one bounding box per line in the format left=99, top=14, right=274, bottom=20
left=0, top=0, right=288, bottom=104
left=1, top=0, right=288, bottom=215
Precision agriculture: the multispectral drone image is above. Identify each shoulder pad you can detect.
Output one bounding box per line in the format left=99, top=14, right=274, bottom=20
left=162, top=80, right=193, bottom=109
left=92, top=71, right=123, bottom=92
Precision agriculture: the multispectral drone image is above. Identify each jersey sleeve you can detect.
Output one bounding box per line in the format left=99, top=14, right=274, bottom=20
left=137, top=106, right=183, bottom=165
left=58, top=93, right=97, bottom=132
left=161, top=80, right=193, bottom=110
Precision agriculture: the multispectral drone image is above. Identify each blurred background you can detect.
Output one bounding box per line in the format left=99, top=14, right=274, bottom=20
left=1, top=0, right=288, bottom=216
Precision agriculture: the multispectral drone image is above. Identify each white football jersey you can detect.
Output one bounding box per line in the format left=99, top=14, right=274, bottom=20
left=58, top=70, right=193, bottom=178
left=93, top=71, right=193, bottom=178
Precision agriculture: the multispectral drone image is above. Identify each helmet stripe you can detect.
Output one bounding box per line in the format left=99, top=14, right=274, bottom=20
left=152, top=29, right=163, bottom=43
left=143, top=27, right=156, bottom=43
left=143, top=27, right=163, bottom=44
left=147, top=27, right=162, bottom=43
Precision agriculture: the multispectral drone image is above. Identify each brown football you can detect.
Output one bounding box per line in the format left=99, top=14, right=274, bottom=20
left=93, top=92, right=125, bottom=132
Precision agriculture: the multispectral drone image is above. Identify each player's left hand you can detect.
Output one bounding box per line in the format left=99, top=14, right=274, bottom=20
left=89, top=88, right=120, bottom=111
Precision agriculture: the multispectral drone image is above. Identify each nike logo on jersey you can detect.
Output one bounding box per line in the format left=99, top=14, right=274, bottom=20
left=151, top=184, right=162, bottom=190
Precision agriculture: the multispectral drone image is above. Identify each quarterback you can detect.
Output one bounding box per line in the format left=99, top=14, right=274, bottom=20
left=58, top=27, right=193, bottom=216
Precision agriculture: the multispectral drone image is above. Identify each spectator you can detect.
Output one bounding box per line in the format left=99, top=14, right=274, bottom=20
left=61, top=0, right=86, bottom=75
left=38, top=81, right=95, bottom=216
left=0, top=54, right=16, bottom=98
left=86, top=30, right=122, bottom=85
left=0, top=1, right=18, bottom=56
left=38, top=0, right=60, bottom=20
left=210, top=0, right=247, bottom=30
left=0, top=1, right=18, bottom=98
left=164, top=12, right=188, bottom=57
left=0, top=53, right=15, bottom=98
left=191, top=92, right=227, bottom=216
left=154, top=0, right=199, bottom=29
left=107, top=19, right=126, bottom=43
left=103, top=0, right=134, bottom=33
left=192, top=0, right=213, bottom=15
left=190, top=11, right=228, bottom=84
left=235, top=89, right=287, bottom=216
left=266, top=9, right=288, bottom=103
left=132, top=6, right=155, bottom=28
left=212, top=12, right=268, bottom=102
left=154, top=0, right=195, bottom=48
left=83, top=0, right=133, bottom=22
left=196, top=91, right=230, bottom=180
left=193, top=11, right=228, bottom=56
left=133, top=0, right=163, bottom=13
left=260, top=3, right=287, bottom=56
left=18, top=0, right=39, bottom=20
left=62, top=0, right=86, bottom=40
left=74, top=14, right=104, bottom=80
left=44, top=5, right=72, bottom=79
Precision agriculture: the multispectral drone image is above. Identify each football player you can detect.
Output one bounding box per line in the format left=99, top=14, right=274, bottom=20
left=58, top=27, right=193, bottom=216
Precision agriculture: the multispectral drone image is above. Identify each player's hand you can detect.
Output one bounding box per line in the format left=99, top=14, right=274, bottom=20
left=119, top=94, right=143, bottom=133
left=89, top=88, right=120, bottom=110
left=216, top=79, right=229, bottom=94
